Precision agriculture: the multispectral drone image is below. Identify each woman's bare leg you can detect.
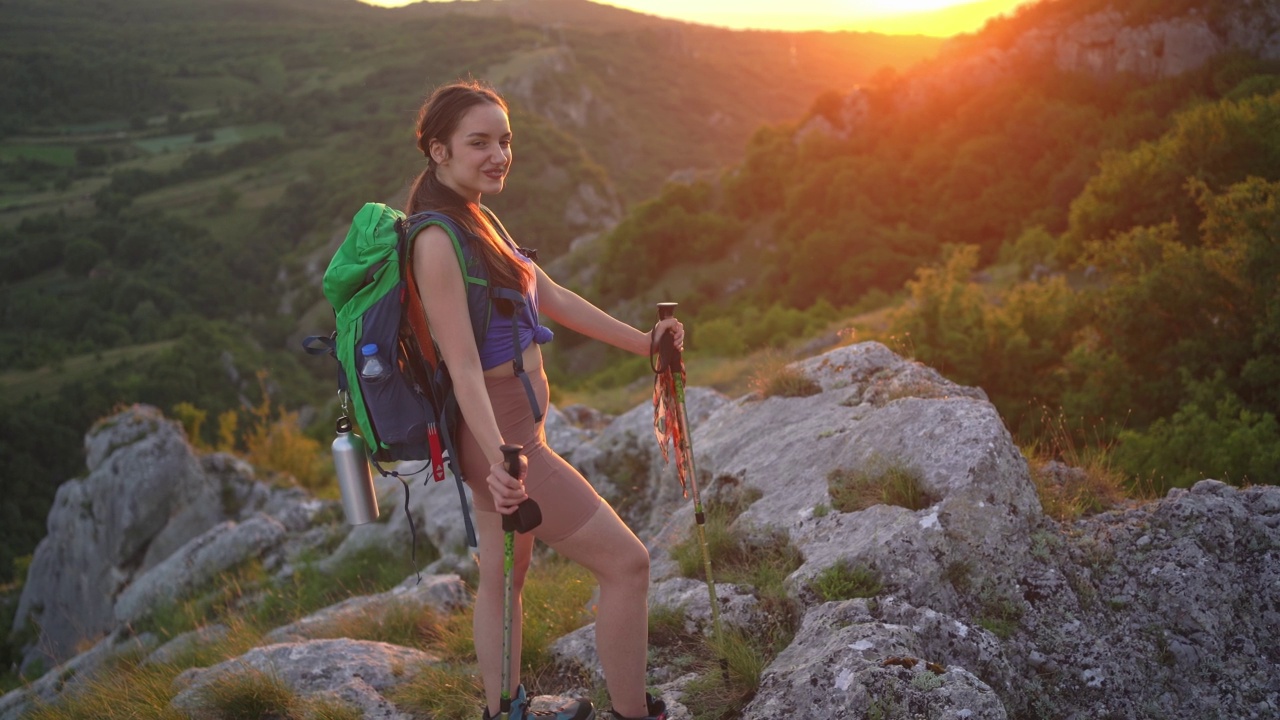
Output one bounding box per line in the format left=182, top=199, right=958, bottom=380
left=473, top=509, right=536, bottom=716
left=550, top=502, right=651, bottom=719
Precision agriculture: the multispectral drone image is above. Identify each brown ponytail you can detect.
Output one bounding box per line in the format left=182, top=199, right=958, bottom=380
left=407, top=80, right=532, bottom=309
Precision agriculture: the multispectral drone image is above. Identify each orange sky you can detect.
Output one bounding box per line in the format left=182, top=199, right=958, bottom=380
left=362, top=0, right=1040, bottom=36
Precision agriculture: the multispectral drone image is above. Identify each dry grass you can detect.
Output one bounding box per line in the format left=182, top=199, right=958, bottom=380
left=681, top=628, right=768, bottom=720
left=386, top=664, right=483, bottom=720
left=26, top=659, right=187, bottom=720
left=1024, top=407, right=1131, bottom=521
left=291, top=602, right=446, bottom=650
left=748, top=352, right=821, bottom=399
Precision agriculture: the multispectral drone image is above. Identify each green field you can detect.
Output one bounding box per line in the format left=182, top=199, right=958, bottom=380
left=133, top=123, right=286, bottom=154
left=0, top=143, right=78, bottom=166
left=0, top=341, right=178, bottom=402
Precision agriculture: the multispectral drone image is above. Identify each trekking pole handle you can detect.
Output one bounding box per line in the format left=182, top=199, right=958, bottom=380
left=500, top=444, right=542, bottom=534
left=501, top=443, right=523, bottom=478
left=655, top=302, right=681, bottom=368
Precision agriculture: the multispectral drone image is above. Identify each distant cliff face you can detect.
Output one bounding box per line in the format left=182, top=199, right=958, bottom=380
left=797, top=3, right=1280, bottom=142
left=3, top=344, right=1277, bottom=720
left=903, top=3, right=1279, bottom=107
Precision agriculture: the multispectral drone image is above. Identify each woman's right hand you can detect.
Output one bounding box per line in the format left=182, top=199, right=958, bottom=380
left=486, top=454, right=528, bottom=515
left=652, top=316, right=685, bottom=354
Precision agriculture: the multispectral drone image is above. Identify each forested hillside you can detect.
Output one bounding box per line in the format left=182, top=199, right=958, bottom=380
left=588, top=0, right=1280, bottom=492
left=0, top=0, right=941, bottom=588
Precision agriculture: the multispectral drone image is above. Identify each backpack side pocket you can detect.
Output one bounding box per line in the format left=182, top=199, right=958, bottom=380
left=356, top=283, right=436, bottom=460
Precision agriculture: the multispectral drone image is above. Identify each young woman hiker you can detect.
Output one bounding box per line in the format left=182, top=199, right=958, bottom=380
left=407, top=80, right=678, bottom=720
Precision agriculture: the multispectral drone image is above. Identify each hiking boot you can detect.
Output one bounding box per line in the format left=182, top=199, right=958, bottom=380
left=484, top=684, right=595, bottom=720
left=608, top=692, right=667, bottom=720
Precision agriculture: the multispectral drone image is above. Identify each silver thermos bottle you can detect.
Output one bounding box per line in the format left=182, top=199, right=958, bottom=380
left=332, top=416, right=379, bottom=524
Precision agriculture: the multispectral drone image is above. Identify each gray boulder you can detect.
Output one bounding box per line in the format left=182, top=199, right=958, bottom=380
left=1004, top=479, right=1280, bottom=720
left=169, top=639, right=436, bottom=720
left=114, top=514, right=289, bottom=625
left=745, top=599, right=1008, bottom=720
left=682, top=343, right=1039, bottom=617
left=0, top=628, right=158, bottom=720
left=564, top=386, right=729, bottom=538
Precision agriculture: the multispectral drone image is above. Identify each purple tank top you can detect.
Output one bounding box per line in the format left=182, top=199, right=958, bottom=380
left=478, top=252, right=554, bottom=370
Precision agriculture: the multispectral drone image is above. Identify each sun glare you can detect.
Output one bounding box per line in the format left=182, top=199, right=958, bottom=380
left=362, top=0, right=1037, bottom=36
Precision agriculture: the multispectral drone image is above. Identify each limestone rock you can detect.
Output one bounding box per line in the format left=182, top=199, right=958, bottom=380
left=169, top=639, right=435, bottom=720
left=1005, top=479, right=1280, bottom=720
left=681, top=342, right=1039, bottom=617
left=11, top=405, right=206, bottom=671
left=114, top=514, right=288, bottom=625
left=144, top=624, right=232, bottom=668
left=648, top=578, right=762, bottom=638
left=564, top=386, right=729, bottom=538
left=1051, top=10, right=1224, bottom=78
left=744, top=599, right=1008, bottom=719
left=795, top=88, right=871, bottom=143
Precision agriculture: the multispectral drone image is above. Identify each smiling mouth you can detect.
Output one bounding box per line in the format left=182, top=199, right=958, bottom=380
left=485, top=169, right=506, bottom=179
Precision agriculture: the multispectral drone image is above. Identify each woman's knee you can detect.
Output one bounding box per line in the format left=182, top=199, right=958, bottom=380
left=601, top=540, right=650, bottom=589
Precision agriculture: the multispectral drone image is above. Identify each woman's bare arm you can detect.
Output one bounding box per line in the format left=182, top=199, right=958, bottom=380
left=535, top=265, right=682, bottom=353
left=413, top=226, right=526, bottom=510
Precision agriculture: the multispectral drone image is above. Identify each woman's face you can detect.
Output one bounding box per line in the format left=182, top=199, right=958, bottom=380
left=432, top=101, right=512, bottom=203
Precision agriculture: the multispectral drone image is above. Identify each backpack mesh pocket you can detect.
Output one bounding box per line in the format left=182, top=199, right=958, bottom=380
left=356, top=283, right=436, bottom=459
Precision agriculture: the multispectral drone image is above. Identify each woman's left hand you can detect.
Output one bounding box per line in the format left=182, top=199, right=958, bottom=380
left=652, top=317, right=685, bottom=354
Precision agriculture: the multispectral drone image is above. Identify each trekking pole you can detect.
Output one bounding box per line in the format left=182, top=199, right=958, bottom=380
left=654, top=302, right=724, bottom=643
left=499, top=443, right=541, bottom=720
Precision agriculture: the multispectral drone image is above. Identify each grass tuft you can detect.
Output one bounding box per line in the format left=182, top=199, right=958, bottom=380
left=1024, top=407, right=1129, bottom=521
left=666, top=487, right=801, bottom=718
left=518, top=556, right=596, bottom=674
left=193, top=667, right=298, bottom=719
left=299, top=601, right=445, bottom=650
left=827, top=459, right=936, bottom=513
left=681, top=628, right=767, bottom=720
left=810, top=561, right=882, bottom=602
left=749, top=354, right=821, bottom=399
left=388, top=664, right=483, bottom=720
left=26, top=660, right=187, bottom=720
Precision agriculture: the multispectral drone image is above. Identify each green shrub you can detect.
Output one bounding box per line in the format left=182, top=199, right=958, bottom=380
left=694, top=317, right=747, bottom=356
left=1113, top=372, right=1280, bottom=493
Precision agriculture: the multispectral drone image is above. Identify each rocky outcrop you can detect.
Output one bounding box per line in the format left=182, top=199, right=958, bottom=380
left=808, top=5, right=1280, bottom=140
left=9, top=405, right=340, bottom=674
left=550, top=343, right=1280, bottom=719
left=3, top=343, right=1278, bottom=719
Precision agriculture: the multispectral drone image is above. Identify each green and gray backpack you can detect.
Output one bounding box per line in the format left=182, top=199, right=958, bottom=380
left=305, top=201, right=540, bottom=550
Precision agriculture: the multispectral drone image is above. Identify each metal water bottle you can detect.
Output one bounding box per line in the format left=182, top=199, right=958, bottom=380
left=332, top=416, right=379, bottom=524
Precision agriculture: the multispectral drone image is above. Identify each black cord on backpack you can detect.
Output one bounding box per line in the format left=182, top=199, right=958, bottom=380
left=397, top=476, right=422, bottom=585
